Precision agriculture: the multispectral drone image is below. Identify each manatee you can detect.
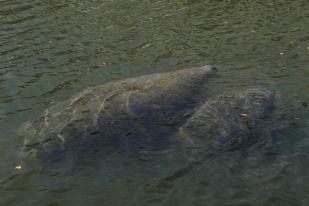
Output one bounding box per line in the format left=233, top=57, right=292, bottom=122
left=147, top=87, right=278, bottom=190
left=20, top=65, right=217, bottom=157
left=177, top=87, right=276, bottom=154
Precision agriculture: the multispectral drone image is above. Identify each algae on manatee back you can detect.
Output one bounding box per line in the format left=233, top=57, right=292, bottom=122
left=20, top=65, right=217, bottom=158
left=172, top=87, right=278, bottom=165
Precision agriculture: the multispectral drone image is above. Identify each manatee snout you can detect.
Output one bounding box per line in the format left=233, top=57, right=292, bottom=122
left=199, top=65, right=217, bottom=73
left=207, top=65, right=217, bottom=73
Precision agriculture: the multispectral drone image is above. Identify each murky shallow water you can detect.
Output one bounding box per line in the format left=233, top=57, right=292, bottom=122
left=0, top=0, right=308, bottom=205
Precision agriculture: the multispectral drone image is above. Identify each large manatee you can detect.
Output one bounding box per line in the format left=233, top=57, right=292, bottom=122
left=21, top=65, right=217, bottom=157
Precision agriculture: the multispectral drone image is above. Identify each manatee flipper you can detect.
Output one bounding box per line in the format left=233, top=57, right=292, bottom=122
left=144, top=152, right=218, bottom=193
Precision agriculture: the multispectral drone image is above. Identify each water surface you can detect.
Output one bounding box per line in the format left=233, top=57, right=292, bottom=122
left=0, top=0, right=309, bottom=205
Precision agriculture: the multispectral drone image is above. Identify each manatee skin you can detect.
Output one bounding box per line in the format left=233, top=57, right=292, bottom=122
left=21, top=65, right=217, bottom=156
left=176, top=87, right=275, bottom=154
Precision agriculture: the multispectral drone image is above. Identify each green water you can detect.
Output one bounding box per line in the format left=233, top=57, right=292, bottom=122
left=0, top=0, right=308, bottom=205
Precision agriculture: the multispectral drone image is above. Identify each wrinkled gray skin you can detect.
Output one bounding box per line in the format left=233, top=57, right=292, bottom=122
left=21, top=65, right=217, bottom=157
left=174, top=87, right=276, bottom=160
left=148, top=88, right=276, bottom=190
left=20, top=64, right=277, bottom=163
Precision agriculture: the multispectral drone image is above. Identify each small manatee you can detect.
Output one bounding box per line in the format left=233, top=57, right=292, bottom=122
left=177, top=87, right=275, bottom=154
left=148, top=87, right=278, bottom=191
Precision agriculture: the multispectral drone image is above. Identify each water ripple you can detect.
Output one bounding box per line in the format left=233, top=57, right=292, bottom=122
left=0, top=0, right=308, bottom=205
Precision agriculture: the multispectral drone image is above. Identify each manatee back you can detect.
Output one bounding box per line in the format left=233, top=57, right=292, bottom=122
left=177, top=88, right=276, bottom=152
left=21, top=65, right=217, bottom=157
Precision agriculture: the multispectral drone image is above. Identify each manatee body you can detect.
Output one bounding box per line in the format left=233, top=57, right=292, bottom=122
left=144, top=88, right=277, bottom=190
left=175, top=87, right=276, bottom=161
left=21, top=65, right=217, bottom=156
